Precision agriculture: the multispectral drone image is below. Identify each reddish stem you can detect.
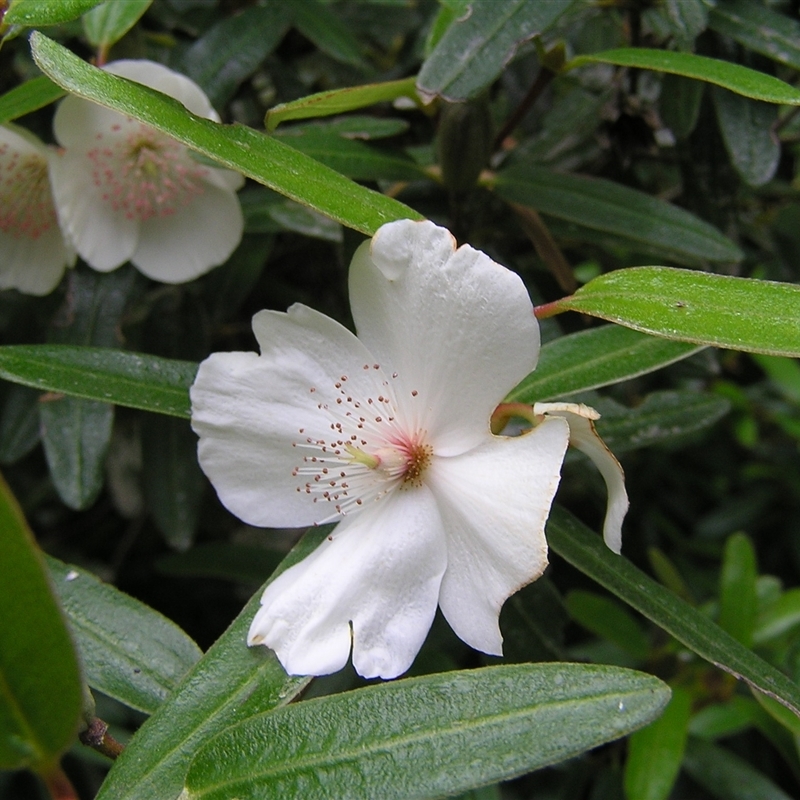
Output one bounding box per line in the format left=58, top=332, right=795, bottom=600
left=42, top=766, right=78, bottom=800
left=533, top=299, right=569, bottom=320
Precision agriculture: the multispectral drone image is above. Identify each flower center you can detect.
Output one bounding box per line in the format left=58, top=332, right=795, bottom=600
left=291, top=363, right=430, bottom=520
left=87, top=122, right=207, bottom=221
left=0, top=144, right=57, bottom=239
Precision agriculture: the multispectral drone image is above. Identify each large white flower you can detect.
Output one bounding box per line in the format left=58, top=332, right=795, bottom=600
left=50, top=60, right=244, bottom=283
left=191, top=219, right=627, bottom=679
left=0, top=124, right=74, bottom=295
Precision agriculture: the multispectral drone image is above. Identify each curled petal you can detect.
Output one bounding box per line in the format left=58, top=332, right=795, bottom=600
left=248, top=488, right=447, bottom=679
left=534, top=402, right=628, bottom=554
left=349, top=219, right=540, bottom=456
left=428, top=416, right=570, bottom=655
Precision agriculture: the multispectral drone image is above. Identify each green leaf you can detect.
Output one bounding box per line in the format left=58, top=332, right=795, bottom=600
left=755, top=588, right=800, bottom=644
left=46, top=556, right=202, bottom=716
left=0, top=385, right=41, bottom=465
left=506, top=326, right=703, bottom=404
left=0, top=475, right=81, bottom=772
left=180, top=4, right=292, bottom=108
left=274, top=128, right=426, bottom=181
left=659, top=73, right=703, bottom=140
left=265, top=77, right=419, bottom=132
left=683, top=738, right=795, bottom=800
left=592, top=390, right=731, bottom=454
left=493, top=165, right=743, bottom=264
left=624, top=687, right=692, bottom=800
left=292, top=0, right=368, bottom=69
left=95, top=527, right=331, bottom=800
left=752, top=354, right=800, bottom=404
left=142, top=414, right=204, bottom=551
left=551, top=267, right=800, bottom=357
left=417, top=0, right=575, bottom=101
left=712, top=88, right=780, bottom=187
left=719, top=533, right=758, bottom=647
left=40, top=395, right=113, bottom=510
left=5, top=0, right=104, bottom=26
left=546, top=506, right=800, bottom=719
left=0, top=77, right=65, bottom=125
left=0, top=345, right=196, bottom=418
left=30, top=33, right=422, bottom=236
left=568, top=48, right=800, bottom=105
left=566, top=590, right=650, bottom=660
left=183, top=664, right=669, bottom=800
left=82, top=0, right=152, bottom=49
left=709, top=0, right=800, bottom=72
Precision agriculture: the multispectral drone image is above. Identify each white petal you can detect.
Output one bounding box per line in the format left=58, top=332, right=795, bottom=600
left=534, top=402, right=628, bottom=554
left=0, top=227, right=71, bottom=295
left=53, top=93, right=136, bottom=149
left=248, top=487, right=447, bottom=679
left=349, top=220, right=540, bottom=455
left=132, top=178, right=243, bottom=282
left=428, top=416, right=570, bottom=655
left=49, top=149, right=138, bottom=271
left=105, top=60, right=220, bottom=120
left=191, top=304, right=398, bottom=528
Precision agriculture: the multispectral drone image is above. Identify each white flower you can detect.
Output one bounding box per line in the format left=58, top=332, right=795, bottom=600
left=191, top=219, right=627, bottom=679
left=0, top=124, right=74, bottom=295
left=50, top=60, right=244, bottom=283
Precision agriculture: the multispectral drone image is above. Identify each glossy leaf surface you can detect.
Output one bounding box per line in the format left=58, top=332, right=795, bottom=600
left=47, top=556, right=202, bottom=715
left=0, top=476, right=81, bottom=771
left=5, top=0, right=104, bottom=25
left=265, top=77, right=419, bottom=131
left=417, top=0, right=574, bottom=101
left=553, top=267, right=800, bottom=357
left=30, top=33, right=422, bottom=236
left=547, top=506, right=800, bottom=718
left=507, top=326, right=702, bottom=403
left=0, top=346, right=196, bottom=418
left=568, top=48, right=800, bottom=105
left=0, top=77, right=65, bottom=124
left=184, top=664, right=669, bottom=800
left=494, top=165, right=742, bottom=264
left=82, top=0, right=152, bottom=48
left=624, top=688, right=692, bottom=800
left=95, top=528, right=331, bottom=800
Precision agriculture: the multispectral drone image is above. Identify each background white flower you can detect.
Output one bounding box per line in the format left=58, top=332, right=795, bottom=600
left=191, top=219, right=587, bottom=680
left=50, top=60, right=244, bottom=283
left=0, top=124, right=74, bottom=295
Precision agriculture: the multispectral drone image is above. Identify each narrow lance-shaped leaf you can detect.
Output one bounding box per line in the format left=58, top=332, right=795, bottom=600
left=708, top=0, right=800, bottom=72
left=547, top=505, right=800, bottom=718
left=4, top=0, right=105, bottom=26
left=266, top=77, right=419, bottom=132
left=507, top=326, right=703, bottom=404
left=0, top=77, right=65, bottom=125
left=0, top=475, right=81, bottom=773
left=566, top=48, right=800, bottom=105
left=548, top=267, right=800, bottom=357
left=719, top=532, right=758, bottom=648
left=94, top=527, right=332, bottom=800
left=0, top=345, right=196, bottom=418
left=30, top=33, right=422, bottom=236
left=417, top=0, right=575, bottom=101
left=624, top=688, right=692, bottom=800
left=493, top=165, right=743, bottom=264
left=183, top=664, right=670, bottom=800
left=47, top=556, right=202, bottom=716
left=82, top=0, right=153, bottom=50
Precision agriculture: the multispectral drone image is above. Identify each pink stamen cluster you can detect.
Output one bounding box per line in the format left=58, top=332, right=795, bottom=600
left=291, top=363, right=430, bottom=520
left=0, top=143, right=56, bottom=239
left=87, top=122, right=207, bottom=221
